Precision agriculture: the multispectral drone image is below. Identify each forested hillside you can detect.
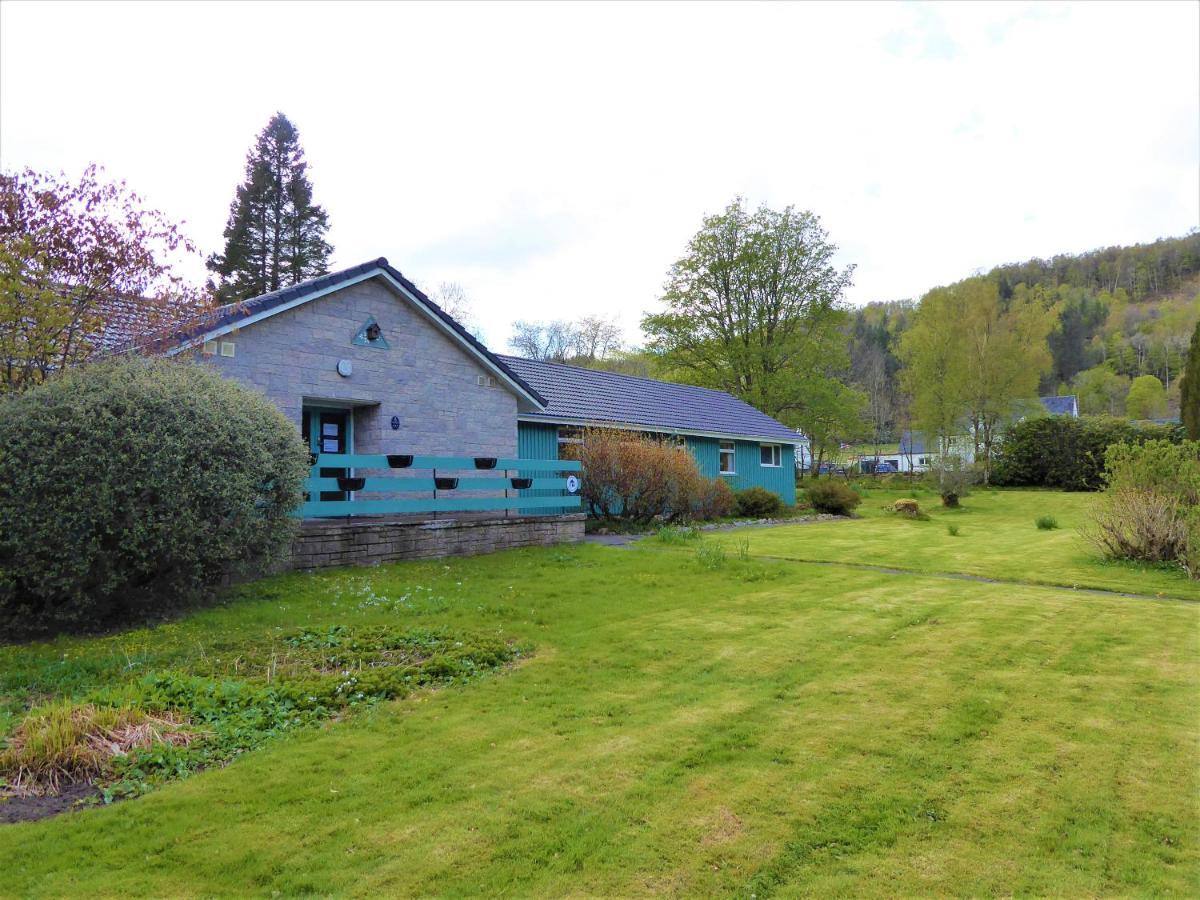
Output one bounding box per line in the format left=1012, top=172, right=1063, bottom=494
left=847, top=233, right=1200, bottom=437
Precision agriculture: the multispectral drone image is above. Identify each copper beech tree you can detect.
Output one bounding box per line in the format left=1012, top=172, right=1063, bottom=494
left=0, top=165, right=211, bottom=392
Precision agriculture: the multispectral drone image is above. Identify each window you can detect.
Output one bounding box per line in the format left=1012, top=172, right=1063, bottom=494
left=202, top=341, right=217, bottom=355
left=759, top=444, right=781, bottom=467
left=719, top=440, right=736, bottom=475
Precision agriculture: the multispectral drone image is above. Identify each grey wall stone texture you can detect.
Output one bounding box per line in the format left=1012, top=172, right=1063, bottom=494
left=190, top=277, right=519, bottom=459
left=290, top=514, right=585, bottom=571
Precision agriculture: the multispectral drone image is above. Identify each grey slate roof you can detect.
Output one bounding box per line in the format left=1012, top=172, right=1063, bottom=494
left=498, top=355, right=800, bottom=443
left=1040, top=394, right=1079, bottom=417
left=116, top=258, right=545, bottom=407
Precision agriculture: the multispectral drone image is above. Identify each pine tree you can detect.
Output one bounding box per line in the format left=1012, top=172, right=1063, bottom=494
left=207, top=113, right=332, bottom=303
left=1181, top=319, right=1200, bottom=439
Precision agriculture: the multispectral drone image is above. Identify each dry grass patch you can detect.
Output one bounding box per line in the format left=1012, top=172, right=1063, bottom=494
left=1, top=701, right=198, bottom=796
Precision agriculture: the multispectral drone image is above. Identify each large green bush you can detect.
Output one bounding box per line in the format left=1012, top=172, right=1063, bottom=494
left=0, top=358, right=309, bottom=636
left=992, top=415, right=1184, bottom=491
left=805, top=481, right=861, bottom=516
left=734, top=486, right=784, bottom=518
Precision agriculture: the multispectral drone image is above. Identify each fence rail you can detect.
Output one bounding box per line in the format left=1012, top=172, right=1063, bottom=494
left=299, top=452, right=582, bottom=519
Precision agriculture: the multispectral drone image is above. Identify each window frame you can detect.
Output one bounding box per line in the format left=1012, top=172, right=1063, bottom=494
left=719, top=440, right=736, bottom=475
left=759, top=443, right=782, bottom=468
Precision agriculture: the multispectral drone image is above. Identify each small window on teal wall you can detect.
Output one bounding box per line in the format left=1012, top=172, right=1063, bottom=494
left=719, top=441, right=736, bottom=475
left=352, top=316, right=389, bottom=349
left=760, top=444, right=781, bottom=467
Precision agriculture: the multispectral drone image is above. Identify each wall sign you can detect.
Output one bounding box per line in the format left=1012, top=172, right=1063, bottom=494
left=390, top=416, right=401, bottom=430
left=566, top=475, right=580, bottom=494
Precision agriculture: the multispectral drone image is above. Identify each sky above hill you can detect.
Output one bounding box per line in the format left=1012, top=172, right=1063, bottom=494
left=2, top=0, right=1197, bottom=348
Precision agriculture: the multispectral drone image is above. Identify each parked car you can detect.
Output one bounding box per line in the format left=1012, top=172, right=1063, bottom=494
left=817, top=463, right=848, bottom=476
left=874, top=461, right=897, bottom=474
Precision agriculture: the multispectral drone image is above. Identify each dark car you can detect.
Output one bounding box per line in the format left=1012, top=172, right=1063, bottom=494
left=875, top=461, right=897, bottom=474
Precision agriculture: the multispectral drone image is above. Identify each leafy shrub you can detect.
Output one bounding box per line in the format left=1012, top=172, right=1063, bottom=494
left=927, top=455, right=976, bottom=507
left=572, top=428, right=704, bottom=524
left=893, top=498, right=921, bottom=517
left=992, top=416, right=1184, bottom=491
left=806, top=481, right=861, bottom=515
left=692, top=477, right=736, bottom=520
left=947, top=524, right=960, bottom=537
left=734, top=486, right=784, bottom=518
left=0, top=358, right=309, bottom=637
left=1084, top=440, right=1200, bottom=578
left=1035, top=515, right=1059, bottom=530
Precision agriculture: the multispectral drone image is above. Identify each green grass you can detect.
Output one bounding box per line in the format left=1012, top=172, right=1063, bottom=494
left=1, top=491, right=1197, bottom=896
left=717, top=488, right=1200, bottom=600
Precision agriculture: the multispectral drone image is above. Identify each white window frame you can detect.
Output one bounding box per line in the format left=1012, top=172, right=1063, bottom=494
left=719, top=440, right=736, bottom=475
left=759, top=444, right=782, bottom=467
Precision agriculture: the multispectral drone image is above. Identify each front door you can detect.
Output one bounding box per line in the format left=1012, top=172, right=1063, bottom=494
left=302, top=407, right=351, bottom=502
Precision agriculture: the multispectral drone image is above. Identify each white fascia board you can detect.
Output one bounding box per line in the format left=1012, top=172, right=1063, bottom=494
left=168, top=267, right=546, bottom=412
left=165, top=271, right=380, bottom=356
left=517, top=415, right=798, bottom=447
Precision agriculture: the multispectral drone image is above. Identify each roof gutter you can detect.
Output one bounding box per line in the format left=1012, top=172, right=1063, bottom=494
left=517, top=414, right=802, bottom=446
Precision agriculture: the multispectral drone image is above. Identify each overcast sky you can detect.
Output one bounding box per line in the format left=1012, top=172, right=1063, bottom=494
left=2, top=0, right=1197, bottom=348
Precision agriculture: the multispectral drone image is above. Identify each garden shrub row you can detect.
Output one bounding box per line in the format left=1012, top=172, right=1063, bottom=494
left=991, top=415, right=1185, bottom=491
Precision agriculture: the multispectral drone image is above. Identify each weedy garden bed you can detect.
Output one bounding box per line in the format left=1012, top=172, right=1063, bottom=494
left=0, top=625, right=521, bottom=821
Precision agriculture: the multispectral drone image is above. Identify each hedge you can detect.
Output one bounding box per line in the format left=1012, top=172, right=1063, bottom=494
left=991, top=415, right=1184, bottom=491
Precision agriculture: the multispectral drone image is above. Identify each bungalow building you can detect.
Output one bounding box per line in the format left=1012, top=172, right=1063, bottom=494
left=125, top=257, right=797, bottom=507
left=500, top=356, right=798, bottom=505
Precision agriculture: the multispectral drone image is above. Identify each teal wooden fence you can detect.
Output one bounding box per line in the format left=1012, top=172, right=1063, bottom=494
left=298, top=453, right=582, bottom=518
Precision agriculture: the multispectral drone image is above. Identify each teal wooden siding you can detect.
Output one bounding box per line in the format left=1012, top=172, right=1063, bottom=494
left=524, top=422, right=796, bottom=510
left=517, top=422, right=564, bottom=514
left=688, top=436, right=796, bottom=505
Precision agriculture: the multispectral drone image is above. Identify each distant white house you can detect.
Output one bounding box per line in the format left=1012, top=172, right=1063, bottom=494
left=869, top=395, right=1079, bottom=474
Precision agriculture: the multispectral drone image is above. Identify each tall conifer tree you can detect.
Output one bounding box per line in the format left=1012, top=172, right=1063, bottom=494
left=207, top=113, right=332, bottom=302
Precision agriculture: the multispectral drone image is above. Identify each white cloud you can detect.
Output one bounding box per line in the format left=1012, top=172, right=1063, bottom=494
left=2, top=0, right=1196, bottom=349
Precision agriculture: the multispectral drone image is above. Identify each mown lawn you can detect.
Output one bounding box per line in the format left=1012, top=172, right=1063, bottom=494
left=1, top=490, right=1197, bottom=896
left=737, top=485, right=1200, bottom=600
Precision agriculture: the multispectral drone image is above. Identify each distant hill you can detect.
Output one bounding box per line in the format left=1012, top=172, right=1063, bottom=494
left=848, top=233, right=1200, bottom=431
left=989, top=233, right=1200, bottom=304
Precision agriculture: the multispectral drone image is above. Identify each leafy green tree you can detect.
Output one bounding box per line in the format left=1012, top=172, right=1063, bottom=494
left=207, top=113, right=332, bottom=303
left=642, top=197, right=858, bottom=451
left=898, top=286, right=970, bottom=464
left=1072, top=365, right=1131, bottom=416
left=1125, top=374, right=1168, bottom=420
left=1179, top=320, right=1200, bottom=438
left=899, top=277, right=1053, bottom=482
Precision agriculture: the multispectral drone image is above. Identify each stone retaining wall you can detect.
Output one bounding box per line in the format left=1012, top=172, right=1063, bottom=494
left=290, top=513, right=584, bottom=571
